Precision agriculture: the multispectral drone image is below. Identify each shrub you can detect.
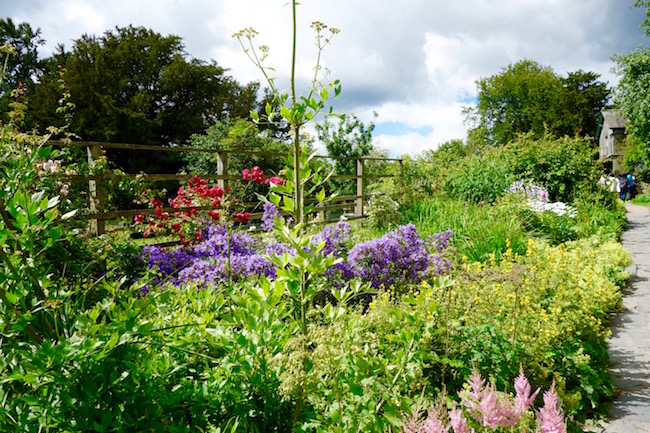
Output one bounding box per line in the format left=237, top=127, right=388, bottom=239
left=432, top=239, right=631, bottom=421
left=444, top=152, right=512, bottom=204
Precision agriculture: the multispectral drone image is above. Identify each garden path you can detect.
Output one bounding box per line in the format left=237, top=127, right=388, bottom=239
left=599, top=202, right=650, bottom=433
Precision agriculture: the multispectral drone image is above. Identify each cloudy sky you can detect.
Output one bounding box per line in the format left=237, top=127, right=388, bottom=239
left=2, top=0, right=648, bottom=156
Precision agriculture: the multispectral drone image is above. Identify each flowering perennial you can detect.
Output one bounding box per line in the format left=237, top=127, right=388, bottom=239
left=505, top=180, right=577, bottom=218
left=141, top=221, right=451, bottom=292
left=403, top=368, right=565, bottom=433
left=347, top=223, right=451, bottom=289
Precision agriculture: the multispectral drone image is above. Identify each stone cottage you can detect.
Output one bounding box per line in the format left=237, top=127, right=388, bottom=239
left=598, top=109, right=629, bottom=171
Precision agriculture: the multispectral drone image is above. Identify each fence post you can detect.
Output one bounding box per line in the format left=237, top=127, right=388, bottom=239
left=398, top=159, right=403, bottom=189
left=217, top=151, right=229, bottom=191
left=355, top=158, right=364, bottom=219
left=87, top=143, right=105, bottom=236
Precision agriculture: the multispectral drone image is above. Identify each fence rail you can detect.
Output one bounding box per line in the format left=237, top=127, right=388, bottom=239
left=47, top=140, right=402, bottom=237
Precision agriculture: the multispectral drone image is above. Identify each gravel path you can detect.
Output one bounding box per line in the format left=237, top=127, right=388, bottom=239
left=599, top=202, right=650, bottom=433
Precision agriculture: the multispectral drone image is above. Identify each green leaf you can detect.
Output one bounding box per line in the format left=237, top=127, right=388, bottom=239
left=280, top=106, right=292, bottom=120
left=4, top=291, right=18, bottom=305
left=384, top=412, right=402, bottom=426
left=106, top=332, right=119, bottom=351
left=37, top=146, right=52, bottom=158
left=282, top=196, right=295, bottom=212
left=316, top=188, right=326, bottom=203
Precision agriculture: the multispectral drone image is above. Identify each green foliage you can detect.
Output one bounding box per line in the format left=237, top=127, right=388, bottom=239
left=315, top=113, right=375, bottom=195
left=613, top=46, right=650, bottom=177
left=436, top=239, right=631, bottom=420
left=29, top=25, right=256, bottom=147
left=501, top=132, right=601, bottom=202
left=184, top=119, right=291, bottom=203
left=469, top=60, right=564, bottom=144
left=468, top=59, right=609, bottom=145
left=444, top=151, right=512, bottom=204
left=560, top=70, right=610, bottom=138
left=402, top=196, right=529, bottom=262
left=0, top=18, right=44, bottom=121
left=634, top=0, right=650, bottom=36
left=365, top=193, right=401, bottom=231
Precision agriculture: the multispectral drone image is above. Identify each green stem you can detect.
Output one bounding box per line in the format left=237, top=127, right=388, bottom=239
left=290, top=0, right=303, bottom=227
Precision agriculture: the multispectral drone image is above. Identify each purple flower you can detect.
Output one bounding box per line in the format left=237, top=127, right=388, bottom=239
left=261, top=201, right=284, bottom=231
left=312, top=221, right=352, bottom=256
left=347, top=224, right=435, bottom=289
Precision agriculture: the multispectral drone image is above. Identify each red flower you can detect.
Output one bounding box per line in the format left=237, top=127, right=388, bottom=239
left=171, top=223, right=181, bottom=232
left=233, top=212, right=250, bottom=223
left=134, top=214, right=144, bottom=223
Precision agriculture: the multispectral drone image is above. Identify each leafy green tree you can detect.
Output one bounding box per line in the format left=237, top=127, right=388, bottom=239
left=559, top=70, right=610, bottom=138
left=468, top=60, right=610, bottom=145
left=315, top=113, right=375, bottom=195
left=635, top=0, right=650, bottom=36
left=26, top=25, right=261, bottom=178
left=184, top=119, right=291, bottom=202
left=0, top=18, right=44, bottom=122
left=469, top=60, right=564, bottom=144
left=612, top=1, right=650, bottom=178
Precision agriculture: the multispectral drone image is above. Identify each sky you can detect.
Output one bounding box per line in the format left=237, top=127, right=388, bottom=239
left=2, top=0, right=648, bottom=156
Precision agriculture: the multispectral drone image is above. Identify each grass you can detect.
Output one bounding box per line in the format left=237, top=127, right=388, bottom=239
left=401, top=195, right=529, bottom=262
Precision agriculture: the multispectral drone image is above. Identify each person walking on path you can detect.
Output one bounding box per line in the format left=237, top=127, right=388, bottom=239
left=617, top=173, right=629, bottom=201
left=599, top=202, right=650, bottom=433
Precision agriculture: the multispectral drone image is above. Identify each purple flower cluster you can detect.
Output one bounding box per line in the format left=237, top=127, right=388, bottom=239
left=142, top=221, right=452, bottom=293
left=141, top=224, right=273, bottom=289
left=347, top=224, right=448, bottom=289
left=431, top=229, right=453, bottom=253
left=261, top=201, right=284, bottom=231
left=312, top=221, right=352, bottom=256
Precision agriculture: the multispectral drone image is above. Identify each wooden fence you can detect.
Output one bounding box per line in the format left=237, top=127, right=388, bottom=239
left=48, top=141, right=403, bottom=237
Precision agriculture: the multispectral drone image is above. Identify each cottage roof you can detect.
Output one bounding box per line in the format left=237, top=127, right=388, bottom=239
left=602, top=109, right=629, bottom=130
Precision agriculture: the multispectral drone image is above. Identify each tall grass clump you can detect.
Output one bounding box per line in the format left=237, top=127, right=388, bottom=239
left=402, top=196, right=529, bottom=262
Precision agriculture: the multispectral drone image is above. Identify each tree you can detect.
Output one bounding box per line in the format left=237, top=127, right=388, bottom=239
left=613, top=48, right=650, bottom=175
left=467, top=60, right=610, bottom=145
left=24, top=25, right=263, bottom=183
left=612, top=0, right=650, bottom=178
left=634, top=0, right=650, bottom=36
left=0, top=18, right=44, bottom=122
left=183, top=119, right=291, bottom=202
left=469, top=60, right=563, bottom=144
left=559, top=70, right=610, bottom=138
left=315, top=113, right=375, bottom=195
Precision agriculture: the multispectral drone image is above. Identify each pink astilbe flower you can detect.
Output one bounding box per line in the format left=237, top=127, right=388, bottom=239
left=535, top=383, right=566, bottom=433
left=403, top=403, right=450, bottom=433
left=448, top=408, right=472, bottom=433
left=459, top=369, right=519, bottom=428
left=514, top=367, right=540, bottom=415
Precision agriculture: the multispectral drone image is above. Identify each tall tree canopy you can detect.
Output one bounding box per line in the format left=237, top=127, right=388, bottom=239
left=28, top=25, right=259, bottom=147
left=0, top=18, right=44, bottom=121
left=613, top=0, right=650, bottom=177
left=467, top=59, right=609, bottom=145
left=315, top=113, right=376, bottom=195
